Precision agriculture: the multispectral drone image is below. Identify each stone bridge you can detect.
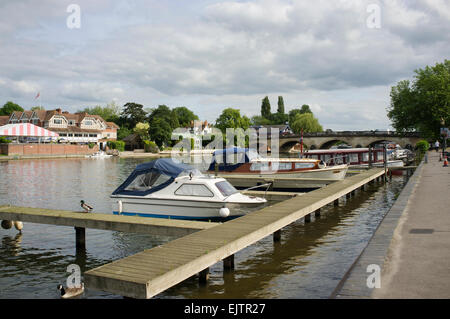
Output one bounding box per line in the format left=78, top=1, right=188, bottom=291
left=264, top=131, right=422, bottom=152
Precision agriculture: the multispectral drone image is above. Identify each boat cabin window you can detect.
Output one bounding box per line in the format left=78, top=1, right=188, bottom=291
left=215, top=181, right=238, bottom=197
left=175, top=184, right=214, bottom=197
left=294, top=162, right=316, bottom=169
left=362, top=152, right=369, bottom=162
left=125, top=172, right=171, bottom=192
left=349, top=153, right=359, bottom=163
left=250, top=162, right=269, bottom=171
left=377, top=151, right=384, bottom=161
left=273, top=162, right=292, bottom=170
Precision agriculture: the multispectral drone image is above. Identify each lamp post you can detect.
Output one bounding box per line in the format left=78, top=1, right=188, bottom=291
left=441, top=118, right=447, bottom=158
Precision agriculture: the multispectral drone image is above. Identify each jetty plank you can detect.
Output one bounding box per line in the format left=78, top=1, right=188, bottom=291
left=0, top=206, right=218, bottom=237
left=84, top=168, right=385, bottom=298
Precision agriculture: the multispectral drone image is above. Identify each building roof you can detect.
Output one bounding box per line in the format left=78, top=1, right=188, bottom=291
left=0, top=116, right=9, bottom=126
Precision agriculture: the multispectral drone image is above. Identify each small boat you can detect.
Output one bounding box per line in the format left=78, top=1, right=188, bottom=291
left=111, top=158, right=267, bottom=221
left=86, top=151, right=112, bottom=159
left=207, top=148, right=348, bottom=181
left=303, top=147, right=405, bottom=174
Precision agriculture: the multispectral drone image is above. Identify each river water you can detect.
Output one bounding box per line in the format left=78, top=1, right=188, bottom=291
left=0, top=157, right=407, bottom=299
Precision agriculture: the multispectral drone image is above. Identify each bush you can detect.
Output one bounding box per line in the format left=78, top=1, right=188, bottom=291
left=416, top=140, right=430, bottom=154
left=107, top=140, right=125, bottom=152
left=0, top=136, right=11, bottom=144
left=88, top=142, right=95, bottom=149
left=143, top=140, right=159, bottom=153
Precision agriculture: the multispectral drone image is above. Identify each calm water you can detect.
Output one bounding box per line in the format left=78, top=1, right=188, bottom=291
left=0, top=157, right=407, bottom=299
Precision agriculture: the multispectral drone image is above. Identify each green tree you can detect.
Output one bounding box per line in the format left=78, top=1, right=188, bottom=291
left=120, top=102, right=147, bottom=129
left=80, top=101, right=121, bottom=122
left=215, top=108, right=251, bottom=133
left=387, top=60, right=450, bottom=139
left=261, top=96, right=271, bottom=119
left=290, top=113, right=323, bottom=133
left=173, top=106, right=199, bottom=127
left=0, top=101, right=23, bottom=116
left=133, top=122, right=150, bottom=141
left=250, top=115, right=272, bottom=126
left=149, top=117, right=172, bottom=148
left=31, top=106, right=44, bottom=111
left=288, top=104, right=312, bottom=124
left=277, top=96, right=285, bottom=114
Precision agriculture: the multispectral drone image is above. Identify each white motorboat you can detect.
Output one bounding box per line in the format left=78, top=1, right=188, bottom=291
left=86, top=151, right=112, bottom=159
left=111, top=158, right=267, bottom=221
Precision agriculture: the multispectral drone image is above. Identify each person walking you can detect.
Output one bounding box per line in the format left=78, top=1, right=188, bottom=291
left=435, top=140, right=440, bottom=152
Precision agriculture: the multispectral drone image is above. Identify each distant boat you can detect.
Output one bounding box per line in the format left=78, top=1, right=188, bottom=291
left=303, top=148, right=405, bottom=174
left=207, top=148, right=348, bottom=182
left=111, top=158, right=267, bottom=221
left=86, top=151, right=112, bottom=159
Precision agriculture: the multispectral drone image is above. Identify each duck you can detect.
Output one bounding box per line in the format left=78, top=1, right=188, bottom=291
left=13, top=221, right=23, bottom=233
left=57, top=283, right=85, bottom=299
left=80, top=200, right=93, bottom=213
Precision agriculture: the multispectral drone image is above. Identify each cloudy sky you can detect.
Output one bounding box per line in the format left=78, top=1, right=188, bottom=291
left=0, top=0, right=448, bottom=130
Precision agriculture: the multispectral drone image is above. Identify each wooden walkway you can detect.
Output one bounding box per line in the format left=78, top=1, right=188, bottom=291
left=84, top=168, right=385, bottom=298
left=0, top=206, right=217, bottom=238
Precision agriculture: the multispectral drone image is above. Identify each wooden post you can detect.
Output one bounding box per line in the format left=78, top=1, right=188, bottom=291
left=273, top=230, right=281, bottom=242
left=304, top=214, right=311, bottom=223
left=199, top=268, right=209, bottom=285
left=334, top=199, right=339, bottom=206
left=223, top=255, right=235, bottom=271
left=314, top=209, right=321, bottom=217
left=75, top=227, right=85, bottom=251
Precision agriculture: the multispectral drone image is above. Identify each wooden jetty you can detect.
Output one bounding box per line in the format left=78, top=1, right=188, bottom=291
left=84, top=168, right=386, bottom=298
left=0, top=206, right=218, bottom=239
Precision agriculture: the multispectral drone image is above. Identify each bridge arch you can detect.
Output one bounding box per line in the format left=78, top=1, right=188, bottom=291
left=319, top=139, right=353, bottom=149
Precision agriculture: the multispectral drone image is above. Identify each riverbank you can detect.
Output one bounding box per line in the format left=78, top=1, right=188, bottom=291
left=333, top=149, right=450, bottom=298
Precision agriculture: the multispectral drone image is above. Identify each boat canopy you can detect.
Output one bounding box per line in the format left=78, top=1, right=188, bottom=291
left=207, top=148, right=260, bottom=171
left=112, top=158, right=200, bottom=196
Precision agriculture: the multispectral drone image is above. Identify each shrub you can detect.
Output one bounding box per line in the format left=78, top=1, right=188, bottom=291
left=107, top=140, right=125, bottom=152
left=143, top=140, right=159, bottom=153
left=88, top=142, right=95, bottom=149
left=0, top=136, right=11, bottom=144
left=415, top=140, right=430, bottom=154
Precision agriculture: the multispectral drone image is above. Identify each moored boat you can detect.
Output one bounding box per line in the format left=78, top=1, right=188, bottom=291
left=111, top=158, right=267, bottom=221
left=207, top=148, right=348, bottom=182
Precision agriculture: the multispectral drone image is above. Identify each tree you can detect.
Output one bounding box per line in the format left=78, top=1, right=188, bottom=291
left=261, top=96, right=271, bottom=119
left=288, top=104, right=312, bottom=123
left=149, top=117, right=172, bottom=148
left=148, top=105, right=180, bottom=147
left=80, top=102, right=121, bottom=122
left=120, top=102, right=147, bottom=129
left=215, top=108, right=251, bottom=133
left=172, top=106, right=199, bottom=127
left=133, top=122, right=150, bottom=141
left=31, top=106, right=45, bottom=111
left=250, top=115, right=272, bottom=126
left=277, top=96, right=285, bottom=114
left=0, top=101, right=23, bottom=116
left=387, top=59, right=450, bottom=139
left=290, top=113, right=323, bottom=133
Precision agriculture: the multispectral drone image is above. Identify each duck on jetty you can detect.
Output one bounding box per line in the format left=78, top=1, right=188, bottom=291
left=80, top=200, right=93, bottom=213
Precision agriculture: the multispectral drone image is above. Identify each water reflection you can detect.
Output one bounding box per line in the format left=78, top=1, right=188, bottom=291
left=0, top=157, right=406, bottom=298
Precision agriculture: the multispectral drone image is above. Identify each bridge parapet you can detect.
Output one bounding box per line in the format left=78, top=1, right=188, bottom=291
left=285, top=131, right=422, bottom=138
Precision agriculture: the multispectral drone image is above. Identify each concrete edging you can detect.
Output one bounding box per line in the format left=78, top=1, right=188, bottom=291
left=331, top=160, right=425, bottom=298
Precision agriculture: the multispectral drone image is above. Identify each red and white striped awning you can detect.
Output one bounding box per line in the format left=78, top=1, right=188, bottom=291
left=0, top=123, right=59, bottom=137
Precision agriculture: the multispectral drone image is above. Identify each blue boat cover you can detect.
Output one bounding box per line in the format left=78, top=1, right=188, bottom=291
left=112, top=158, right=195, bottom=196
left=207, top=147, right=253, bottom=171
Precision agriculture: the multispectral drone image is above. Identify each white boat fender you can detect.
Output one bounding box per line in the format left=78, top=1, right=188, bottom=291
left=118, top=200, right=123, bottom=214
left=219, top=207, right=230, bottom=218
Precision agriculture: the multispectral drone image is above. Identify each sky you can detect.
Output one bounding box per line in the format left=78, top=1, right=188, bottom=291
left=0, top=0, right=449, bottom=130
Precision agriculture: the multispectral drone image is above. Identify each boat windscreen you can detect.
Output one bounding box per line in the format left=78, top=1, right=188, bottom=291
left=124, top=171, right=172, bottom=192
left=215, top=181, right=238, bottom=197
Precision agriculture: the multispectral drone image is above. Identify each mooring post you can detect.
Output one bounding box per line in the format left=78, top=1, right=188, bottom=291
left=273, top=230, right=281, bottom=242
left=199, top=268, right=210, bottom=285
left=75, top=227, right=86, bottom=251
left=304, top=214, right=311, bottom=223
left=314, top=209, right=321, bottom=217
left=223, top=255, right=235, bottom=271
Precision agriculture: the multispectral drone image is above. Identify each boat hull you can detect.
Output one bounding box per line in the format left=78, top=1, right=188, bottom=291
left=111, top=196, right=264, bottom=221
